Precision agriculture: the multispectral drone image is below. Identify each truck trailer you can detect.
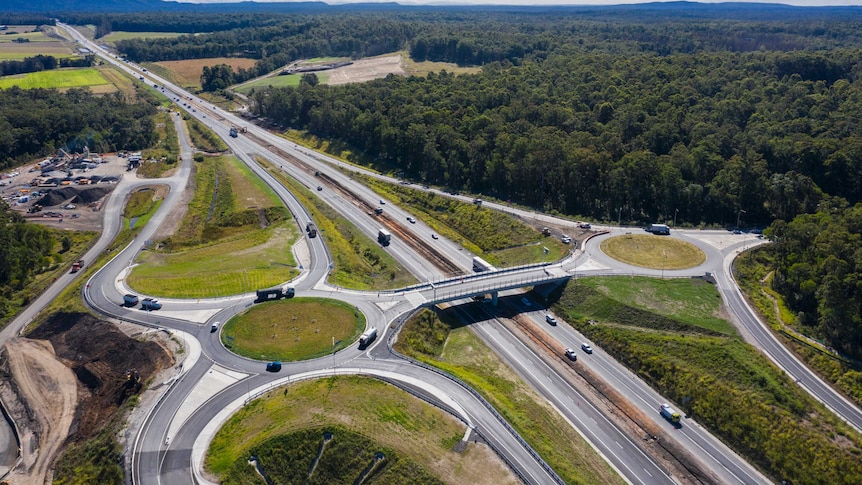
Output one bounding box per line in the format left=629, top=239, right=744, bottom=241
left=660, top=403, right=681, bottom=424
left=359, top=327, right=378, bottom=348
left=378, top=229, right=391, bottom=245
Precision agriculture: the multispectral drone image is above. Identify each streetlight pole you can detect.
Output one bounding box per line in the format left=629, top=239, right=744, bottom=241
left=673, top=208, right=679, bottom=228
left=737, top=209, right=746, bottom=230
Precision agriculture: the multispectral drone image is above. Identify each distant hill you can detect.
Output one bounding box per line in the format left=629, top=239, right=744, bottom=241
left=3, top=0, right=862, bottom=20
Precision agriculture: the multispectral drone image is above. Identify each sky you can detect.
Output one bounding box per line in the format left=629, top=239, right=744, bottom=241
left=179, top=0, right=862, bottom=5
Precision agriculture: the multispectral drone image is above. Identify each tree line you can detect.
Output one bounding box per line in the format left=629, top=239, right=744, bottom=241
left=0, top=54, right=92, bottom=77
left=0, top=87, right=157, bottom=170
left=251, top=48, right=861, bottom=228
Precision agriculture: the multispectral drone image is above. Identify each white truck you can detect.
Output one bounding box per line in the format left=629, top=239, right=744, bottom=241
left=359, top=327, right=378, bottom=348
left=378, top=229, right=391, bottom=245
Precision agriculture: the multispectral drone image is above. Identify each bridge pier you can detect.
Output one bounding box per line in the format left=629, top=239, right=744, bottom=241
left=491, top=291, right=498, bottom=306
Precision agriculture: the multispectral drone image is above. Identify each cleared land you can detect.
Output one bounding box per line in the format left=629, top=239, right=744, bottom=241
left=395, top=309, right=625, bottom=485
left=0, top=31, right=55, bottom=43
left=221, top=298, right=365, bottom=361
left=206, top=376, right=517, bottom=485
left=151, top=57, right=258, bottom=89
left=401, top=51, right=482, bottom=77
left=0, top=67, right=109, bottom=90
left=235, top=71, right=317, bottom=93
left=0, top=42, right=73, bottom=60
left=101, top=31, right=187, bottom=43
left=128, top=155, right=298, bottom=298
left=600, top=234, right=706, bottom=269
left=553, top=276, right=862, bottom=485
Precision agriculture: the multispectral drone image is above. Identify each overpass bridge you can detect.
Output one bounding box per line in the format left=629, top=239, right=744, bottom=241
left=393, top=263, right=571, bottom=308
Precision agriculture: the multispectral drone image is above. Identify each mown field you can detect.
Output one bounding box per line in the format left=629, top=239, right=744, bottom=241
left=551, top=276, right=862, bottom=485
left=0, top=30, right=55, bottom=43
left=0, top=67, right=109, bottom=90
left=152, top=57, right=258, bottom=89
left=101, top=31, right=187, bottom=43
left=395, top=309, right=625, bottom=485
left=128, top=155, right=298, bottom=298
left=206, top=376, right=517, bottom=485
left=257, top=157, right=417, bottom=290
left=600, top=234, right=706, bottom=269
left=221, top=298, right=365, bottom=361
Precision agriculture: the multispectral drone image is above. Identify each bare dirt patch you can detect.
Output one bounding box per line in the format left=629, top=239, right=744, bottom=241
left=326, top=54, right=405, bottom=85
left=3, top=338, right=77, bottom=485
left=0, top=313, right=174, bottom=484
left=156, top=57, right=258, bottom=87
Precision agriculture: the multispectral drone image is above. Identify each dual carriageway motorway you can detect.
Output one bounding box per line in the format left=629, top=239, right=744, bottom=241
left=6, top=23, right=859, bottom=485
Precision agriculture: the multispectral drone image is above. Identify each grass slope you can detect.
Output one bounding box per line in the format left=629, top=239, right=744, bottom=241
left=395, top=309, right=625, bottom=485
left=206, top=376, right=516, bottom=485
left=552, top=276, right=862, bottom=485
left=221, top=298, right=365, bottom=361
left=128, top=155, right=298, bottom=298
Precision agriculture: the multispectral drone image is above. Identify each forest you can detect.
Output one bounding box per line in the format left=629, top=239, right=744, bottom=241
left=0, top=87, right=157, bottom=170
left=0, top=55, right=92, bottom=77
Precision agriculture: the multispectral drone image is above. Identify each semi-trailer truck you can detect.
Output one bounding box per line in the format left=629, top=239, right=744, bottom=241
left=648, top=223, right=671, bottom=235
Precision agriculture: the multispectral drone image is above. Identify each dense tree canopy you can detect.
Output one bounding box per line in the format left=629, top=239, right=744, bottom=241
left=252, top=49, right=862, bottom=227
left=0, top=87, right=157, bottom=170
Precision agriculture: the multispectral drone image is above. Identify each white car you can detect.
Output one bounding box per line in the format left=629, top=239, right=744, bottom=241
left=581, top=343, right=593, bottom=354
left=561, top=235, right=571, bottom=244
left=545, top=314, right=558, bottom=325
left=211, top=322, right=220, bottom=333
left=564, top=348, right=577, bottom=361
left=407, top=217, right=416, bottom=223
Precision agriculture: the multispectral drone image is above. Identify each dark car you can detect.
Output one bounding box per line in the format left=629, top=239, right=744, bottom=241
left=266, top=361, right=282, bottom=372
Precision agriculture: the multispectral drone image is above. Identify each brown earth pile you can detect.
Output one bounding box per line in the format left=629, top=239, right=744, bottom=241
left=27, top=312, right=174, bottom=440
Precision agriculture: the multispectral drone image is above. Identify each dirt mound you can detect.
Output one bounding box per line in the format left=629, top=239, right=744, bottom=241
left=40, top=186, right=113, bottom=207
left=28, top=312, right=173, bottom=439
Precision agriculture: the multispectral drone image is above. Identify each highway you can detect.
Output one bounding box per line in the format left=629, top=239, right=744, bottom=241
left=22, top=21, right=855, bottom=485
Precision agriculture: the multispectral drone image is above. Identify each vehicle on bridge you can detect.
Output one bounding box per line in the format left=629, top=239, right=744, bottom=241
left=472, top=256, right=496, bottom=273
left=359, top=327, right=378, bottom=348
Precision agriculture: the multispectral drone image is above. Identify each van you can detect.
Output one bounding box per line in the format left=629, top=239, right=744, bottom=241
left=123, top=294, right=139, bottom=307
left=545, top=314, right=558, bottom=325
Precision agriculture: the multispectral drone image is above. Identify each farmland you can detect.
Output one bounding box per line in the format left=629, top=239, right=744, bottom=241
left=151, top=57, right=257, bottom=89
left=0, top=67, right=109, bottom=90
left=101, top=31, right=187, bottom=43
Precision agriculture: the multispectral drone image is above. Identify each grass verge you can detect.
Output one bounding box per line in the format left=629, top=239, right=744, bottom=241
left=128, top=155, right=298, bottom=298
left=221, top=298, right=365, bottom=361
left=257, top=156, right=416, bottom=290
left=138, top=112, right=179, bottom=178
left=358, top=174, right=569, bottom=266
left=185, top=116, right=227, bottom=152
left=551, top=276, right=862, bottom=485
left=206, top=375, right=517, bottom=485
left=395, top=308, right=625, bottom=485
left=599, top=234, right=706, bottom=269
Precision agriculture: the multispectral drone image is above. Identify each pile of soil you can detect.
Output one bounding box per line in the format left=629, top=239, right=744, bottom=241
left=27, top=312, right=173, bottom=439
left=39, top=186, right=113, bottom=208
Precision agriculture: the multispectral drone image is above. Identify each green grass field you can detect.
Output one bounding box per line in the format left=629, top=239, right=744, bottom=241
left=221, top=298, right=365, bottom=361
left=0, top=67, right=109, bottom=89
left=552, top=276, right=862, bottom=485
left=206, top=376, right=517, bottom=485
left=101, top=31, right=187, bottom=43
left=128, top=155, right=298, bottom=298
left=395, top=309, right=624, bottom=485
left=0, top=31, right=55, bottom=43
left=235, top=72, right=329, bottom=94
left=600, top=234, right=706, bottom=269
